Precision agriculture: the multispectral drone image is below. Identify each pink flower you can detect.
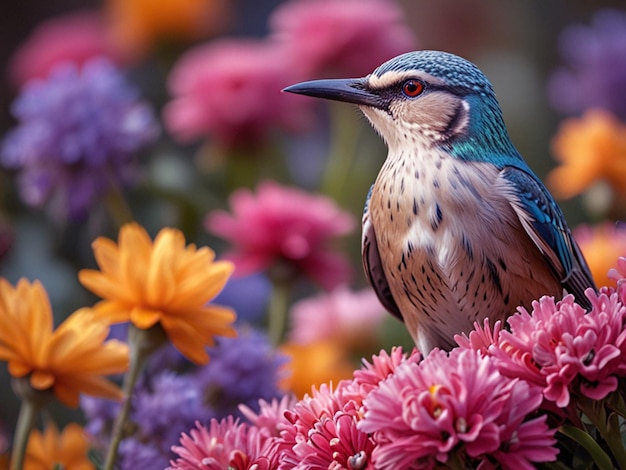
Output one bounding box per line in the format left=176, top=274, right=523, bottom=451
left=269, top=0, right=417, bottom=78
left=168, top=417, right=276, bottom=470
left=8, top=10, right=123, bottom=87
left=359, top=349, right=557, bottom=469
left=163, top=39, right=312, bottom=148
left=288, top=286, right=386, bottom=348
left=350, top=347, right=421, bottom=400
left=490, top=290, right=626, bottom=407
left=278, top=382, right=359, bottom=469
left=455, top=318, right=502, bottom=355
left=205, top=181, right=355, bottom=289
left=293, top=412, right=375, bottom=470
left=239, top=395, right=298, bottom=438
left=608, top=255, right=626, bottom=303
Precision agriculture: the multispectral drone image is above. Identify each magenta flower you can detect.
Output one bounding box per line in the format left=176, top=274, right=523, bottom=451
left=239, top=395, right=298, bottom=439
left=205, top=181, right=355, bottom=289
left=269, top=0, right=417, bottom=78
left=455, top=318, right=503, bottom=356
left=359, top=348, right=557, bottom=469
left=277, top=349, right=419, bottom=469
left=293, top=412, right=375, bottom=470
left=350, top=347, right=421, bottom=400
left=163, top=39, right=312, bottom=148
left=487, top=290, right=626, bottom=408
left=168, top=417, right=276, bottom=470
left=608, top=256, right=626, bottom=303
left=278, top=382, right=370, bottom=469
left=8, top=10, right=124, bottom=87
left=288, top=286, right=386, bottom=348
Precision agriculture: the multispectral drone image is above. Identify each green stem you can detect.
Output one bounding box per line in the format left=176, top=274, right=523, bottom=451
left=10, top=398, right=40, bottom=470
left=320, top=102, right=361, bottom=203
left=268, top=275, right=293, bottom=347
left=577, top=396, right=626, bottom=469
left=559, top=424, right=614, bottom=469
left=105, top=185, right=134, bottom=228
left=103, top=325, right=165, bottom=470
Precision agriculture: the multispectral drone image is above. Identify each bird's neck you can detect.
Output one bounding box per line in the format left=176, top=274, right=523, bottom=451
left=445, top=94, right=523, bottom=167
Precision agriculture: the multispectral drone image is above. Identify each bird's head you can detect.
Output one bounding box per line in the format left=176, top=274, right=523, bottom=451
left=284, top=50, right=516, bottom=160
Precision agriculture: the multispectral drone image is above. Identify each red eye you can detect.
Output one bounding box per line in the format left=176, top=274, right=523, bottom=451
left=402, top=79, right=424, bottom=97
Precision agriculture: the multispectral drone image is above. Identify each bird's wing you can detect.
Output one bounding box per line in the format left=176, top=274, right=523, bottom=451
left=362, top=189, right=404, bottom=321
left=501, top=166, right=596, bottom=306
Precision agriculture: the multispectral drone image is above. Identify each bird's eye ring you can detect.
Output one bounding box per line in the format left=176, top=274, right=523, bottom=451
left=402, top=79, right=425, bottom=98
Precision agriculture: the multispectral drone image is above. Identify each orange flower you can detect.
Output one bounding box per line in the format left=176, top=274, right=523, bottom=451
left=106, top=0, right=231, bottom=59
left=24, top=423, right=94, bottom=470
left=280, top=340, right=355, bottom=398
left=548, top=109, right=626, bottom=199
left=0, top=278, right=128, bottom=407
left=574, top=223, right=626, bottom=287
left=79, top=222, right=236, bottom=365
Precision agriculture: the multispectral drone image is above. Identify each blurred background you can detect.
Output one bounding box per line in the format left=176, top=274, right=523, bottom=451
left=0, top=0, right=625, bottom=466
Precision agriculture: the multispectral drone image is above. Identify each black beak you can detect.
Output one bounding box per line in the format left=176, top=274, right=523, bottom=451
left=283, top=78, right=381, bottom=108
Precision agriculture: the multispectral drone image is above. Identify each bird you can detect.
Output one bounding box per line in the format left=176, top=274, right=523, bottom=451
left=284, top=50, right=597, bottom=354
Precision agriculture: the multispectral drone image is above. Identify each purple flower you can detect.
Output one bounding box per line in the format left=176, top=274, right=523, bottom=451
left=548, top=9, right=626, bottom=118
left=81, top=328, right=286, bottom=468
left=1, top=58, right=159, bottom=220
left=197, top=328, right=289, bottom=418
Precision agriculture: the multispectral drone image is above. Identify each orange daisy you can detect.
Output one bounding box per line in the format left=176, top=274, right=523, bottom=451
left=24, top=422, right=94, bottom=470
left=574, top=223, right=626, bottom=288
left=78, top=222, right=236, bottom=365
left=0, top=278, right=128, bottom=408
left=279, top=340, right=355, bottom=398
left=548, top=109, right=626, bottom=199
left=106, top=0, right=231, bottom=60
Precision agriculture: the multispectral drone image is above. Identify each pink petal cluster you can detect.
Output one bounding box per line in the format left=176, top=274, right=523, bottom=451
left=168, top=417, right=277, bottom=469
left=288, top=286, right=386, bottom=347
left=359, top=349, right=558, bottom=469
left=269, top=0, right=417, bottom=78
left=205, top=181, right=355, bottom=289
left=163, top=39, right=312, bottom=148
left=8, top=10, right=123, bottom=87
left=608, top=256, right=626, bottom=303
left=486, top=290, right=626, bottom=408
left=276, top=348, right=417, bottom=469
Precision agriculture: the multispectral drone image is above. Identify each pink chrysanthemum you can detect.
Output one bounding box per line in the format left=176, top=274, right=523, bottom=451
left=489, top=290, right=626, bottom=408
left=293, top=412, right=375, bottom=470
left=608, top=256, right=626, bottom=303
left=455, top=318, right=503, bottom=355
left=163, top=39, right=312, bottom=148
left=8, top=10, right=124, bottom=87
left=277, top=382, right=357, bottom=468
left=269, top=0, right=417, bottom=78
left=205, top=181, right=355, bottom=289
left=168, top=417, right=276, bottom=470
left=349, top=347, right=421, bottom=400
left=288, top=286, right=386, bottom=348
left=239, top=395, right=298, bottom=438
left=359, top=348, right=557, bottom=469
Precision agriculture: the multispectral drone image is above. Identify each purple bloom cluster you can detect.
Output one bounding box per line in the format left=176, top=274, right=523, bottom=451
left=82, top=328, right=286, bottom=469
left=1, top=58, right=159, bottom=220
left=548, top=9, right=626, bottom=119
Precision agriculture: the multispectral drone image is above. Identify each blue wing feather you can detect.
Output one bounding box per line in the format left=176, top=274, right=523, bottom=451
left=502, top=166, right=596, bottom=306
